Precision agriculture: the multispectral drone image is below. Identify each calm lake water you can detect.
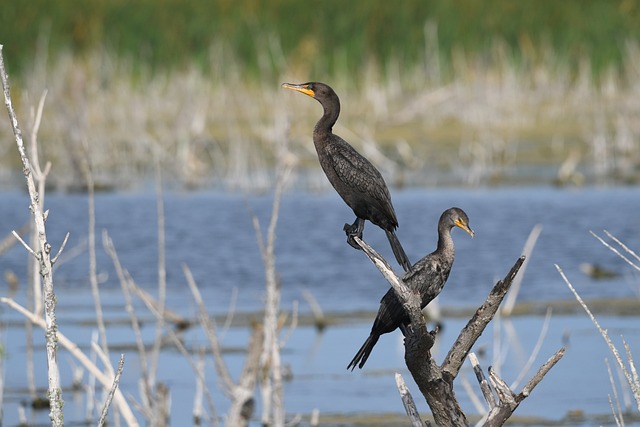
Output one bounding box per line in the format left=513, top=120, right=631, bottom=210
left=1, top=186, right=639, bottom=426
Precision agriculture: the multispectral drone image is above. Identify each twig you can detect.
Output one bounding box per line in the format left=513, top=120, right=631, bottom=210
left=149, top=160, right=167, bottom=391
left=0, top=222, right=28, bottom=256
left=590, top=231, right=640, bottom=273
left=443, top=256, right=526, bottom=378
left=183, top=263, right=235, bottom=394
left=0, top=297, right=139, bottom=426
left=483, top=347, right=564, bottom=426
left=605, top=358, right=624, bottom=427
left=193, top=347, right=206, bottom=426
left=395, top=373, right=425, bottom=427
left=98, top=354, right=126, bottom=427
left=51, top=232, right=70, bottom=265
left=604, top=230, right=640, bottom=263
left=502, top=224, right=542, bottom=316
left=11, top=230, right=37, bottom=257
left=255, top=155, right=292, bottom=426
left=102, top=231, right=152, bottom=414
left=468, top=352, right=496, bottom=409
left=82, top=148, right=110, bottom=369
left=623, top=338, right=639, bottom=396
left=1, top=44, right=64, bottom=425
left=608, top=394, right=623, bottom=427
left=519, top=347, right=565, bottom=398
left=140, top=285, right=219, bottom=427
left=510, top=307, right=553, bottom=389
left=556, top=264, right=640, bottom=410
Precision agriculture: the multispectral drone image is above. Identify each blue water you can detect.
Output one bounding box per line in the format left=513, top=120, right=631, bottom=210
left=1, top=186, right=639, bottom=425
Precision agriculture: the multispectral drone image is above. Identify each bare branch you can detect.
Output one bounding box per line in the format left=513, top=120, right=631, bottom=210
left=502, top=225, right=542, bottom=316
left=1, top=44, right=64, bottom=424
left=468, top=352, right=496, bottom=408
left=11, top=230, right=36, bottom=257
left=519, top=347, right=565, bottom=398
left=182, top=263, right=235, bottom=394
left=557, top=264, right=640, bottom=410
left=443, top=256, right=526, bottom=378
left=510, top=307, right=553, bottom=390
left=605, top=358, right=624, bottom=426
left=590, top=231, right=640, bottom=273
left=98, top=354, right=125, bottom=427
left=395, top=373, right=425, bottom=427
left=51, top=232, right=70, bottom=265
left=0, top=297, right=139, bottom=426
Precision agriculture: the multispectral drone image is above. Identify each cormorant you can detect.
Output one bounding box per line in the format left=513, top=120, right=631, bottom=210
left=282, top=82, right=412, bottom=272
left=347, top=207, right=474, bottom=370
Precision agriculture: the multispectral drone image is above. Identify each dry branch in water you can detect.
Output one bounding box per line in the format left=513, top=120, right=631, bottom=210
left=557, top=263, right=640, bottom=411
left=0, top=44, right=64, bottom=425
left=356, top=242, right=564, bottom=426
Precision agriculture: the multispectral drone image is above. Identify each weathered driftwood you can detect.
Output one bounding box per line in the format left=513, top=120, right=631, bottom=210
left=356, top=238, right=564, bottom=426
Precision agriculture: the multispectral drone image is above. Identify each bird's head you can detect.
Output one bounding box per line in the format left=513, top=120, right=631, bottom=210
left=447, top=207, right=474, bottom=238
left=281, top=82, right=336, bottom=102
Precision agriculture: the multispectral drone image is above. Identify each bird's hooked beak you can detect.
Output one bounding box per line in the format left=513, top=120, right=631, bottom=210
left=281, top=82, right=315, bottom=98
left=454, top=219, right=475, bottom=238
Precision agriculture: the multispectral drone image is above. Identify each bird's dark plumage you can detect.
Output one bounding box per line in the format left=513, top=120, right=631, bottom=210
left=282, top=81, right=412, bottom=272
left=347, top=207, right=474, bottom=370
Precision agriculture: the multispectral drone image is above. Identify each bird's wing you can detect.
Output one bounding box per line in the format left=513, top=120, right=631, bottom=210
left=403, top=255, right=449, bottom=308
left=372, top=287, right=408, bottom=333
left=326, top=140, right=394, bottom=211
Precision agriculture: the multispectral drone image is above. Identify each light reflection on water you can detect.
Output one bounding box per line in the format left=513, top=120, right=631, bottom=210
left=1, top=186, right=639, bottom=425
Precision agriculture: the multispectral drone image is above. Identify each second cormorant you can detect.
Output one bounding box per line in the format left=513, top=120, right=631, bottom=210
left=347, top=207, right=474, bottom=370
left=282, top=81, right=412, bottom=272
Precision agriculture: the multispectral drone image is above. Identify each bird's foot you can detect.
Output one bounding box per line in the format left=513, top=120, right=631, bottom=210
left=343, top=223, right=363, bottom=250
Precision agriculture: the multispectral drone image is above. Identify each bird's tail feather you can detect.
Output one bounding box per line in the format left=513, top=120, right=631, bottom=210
left=386, top=230, right=412, bottom=272
left=347, top=334, right=379, bottom=371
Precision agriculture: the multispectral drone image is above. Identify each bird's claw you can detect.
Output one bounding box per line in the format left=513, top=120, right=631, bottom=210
left=343, top=223, right=363, bottom=250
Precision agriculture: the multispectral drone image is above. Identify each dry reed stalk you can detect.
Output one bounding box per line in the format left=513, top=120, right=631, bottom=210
left=98, top=354, right=126, bottom=427
left=148, top=160, right=167, bottom=400
left=557, top=264, right=640, bottom=411
left=0, top=297, right=139, bottom=425
left=252, top=109, right=294, bottom=426
left=83, top=140, right=112, bottom=406
left=509, top=307, right=553, bottom=390
left=183, top=263, right=263, bottom=427
left=502, top=224, right=542, bottom=316
left=1, top=44, right=64, bottom=425
left=193, top=347, right=206, bottom=426
left=102, top=231, right=153, bottom=416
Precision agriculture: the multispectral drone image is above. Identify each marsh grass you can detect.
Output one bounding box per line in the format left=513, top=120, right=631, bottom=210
left=3, top=37, right=640, bottom=191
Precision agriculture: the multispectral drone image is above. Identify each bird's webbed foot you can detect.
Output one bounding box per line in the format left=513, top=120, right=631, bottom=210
left=343, top=217, right=365, bottom=250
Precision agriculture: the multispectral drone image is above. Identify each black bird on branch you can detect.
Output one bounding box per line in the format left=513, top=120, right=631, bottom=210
left=348, top=207, right=474, bottom=370
left=282, top=81, right=412, bottom=272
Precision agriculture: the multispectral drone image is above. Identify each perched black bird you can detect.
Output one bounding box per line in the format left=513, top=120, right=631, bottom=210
left=282, top=82, right=412, bottom=272
left=347, top=207, right=474, bottom=370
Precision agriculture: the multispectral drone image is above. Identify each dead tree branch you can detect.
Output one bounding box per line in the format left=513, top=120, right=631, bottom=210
left=1, top=44, right=64, bottom=425
left=482, top=348, right=565, bottom=426
left=356, top=241, right=562, bottom=426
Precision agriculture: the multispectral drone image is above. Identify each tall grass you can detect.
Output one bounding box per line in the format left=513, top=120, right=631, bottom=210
left=2, top=33, right=640, bottom=190
left=3, top=0, right=640, bottom=79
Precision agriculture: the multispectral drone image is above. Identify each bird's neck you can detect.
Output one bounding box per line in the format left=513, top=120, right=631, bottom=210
left=313, top=101, right=340, bottom=137
left=436, top=226, right=455, bottom=258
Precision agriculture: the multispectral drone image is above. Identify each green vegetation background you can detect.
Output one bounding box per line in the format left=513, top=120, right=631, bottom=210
left=2, top=0, right=640, bottom=79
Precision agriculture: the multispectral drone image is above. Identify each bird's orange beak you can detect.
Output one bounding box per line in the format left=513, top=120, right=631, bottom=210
left=455, top=219, right=474, bottom=238
left=282, top=82, right=315, bottom=98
